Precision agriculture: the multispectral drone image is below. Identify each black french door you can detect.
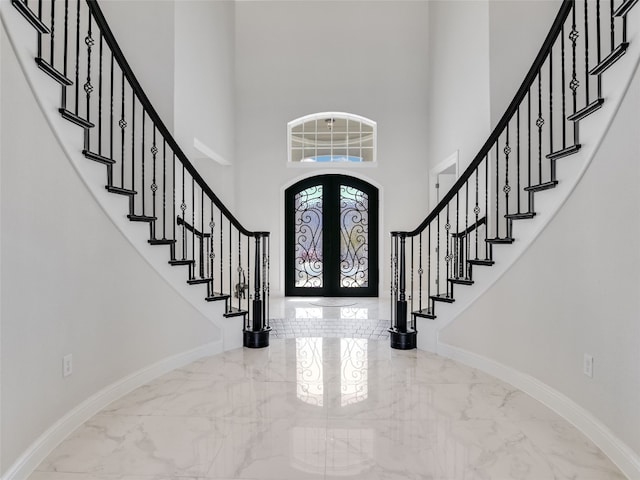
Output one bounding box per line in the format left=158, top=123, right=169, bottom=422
left=285, top=175, right=378, bottom=297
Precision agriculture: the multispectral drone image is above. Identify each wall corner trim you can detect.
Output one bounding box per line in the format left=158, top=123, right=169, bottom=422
left=437, top=341, right=640, bottom=480
left=1, top=341, right=222, bottom=480
left=194, top=137, right=231, bottom=166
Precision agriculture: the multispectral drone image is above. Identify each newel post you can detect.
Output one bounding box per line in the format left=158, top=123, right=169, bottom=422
left=389, top=232, right=417, bottom=350
left=243, top=232, right=271, bottom=348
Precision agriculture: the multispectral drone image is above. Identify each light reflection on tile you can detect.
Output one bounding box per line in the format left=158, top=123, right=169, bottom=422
left=28, top=299, right=625, bottom=480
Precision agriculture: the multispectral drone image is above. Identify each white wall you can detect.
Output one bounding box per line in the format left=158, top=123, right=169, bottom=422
left=426, top=1, right=491, bottom=173
left=441, top=65, right=640, bottom=457
left=100, top=0, right=175, bottom=126
left=234, top=0, right=431, bottom=295
left=0, top=25, right=219, bottom=473
left=488, top=0, right=561, bottom=125
left=174, top=0, right=237, bottom=210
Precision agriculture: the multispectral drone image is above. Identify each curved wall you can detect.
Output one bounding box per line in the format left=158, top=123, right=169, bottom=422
left=441, top=63, right=640, bottom=467
left=0, top=24, right=219, bottom=475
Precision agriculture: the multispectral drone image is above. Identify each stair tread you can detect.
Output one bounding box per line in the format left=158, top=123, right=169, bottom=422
left=106, top=185, right=137, bottom=196
left=169, top=259, right=194, bottom=265
left=589, top=43, right=629, bottom=76
left=468, top=259, right=495, bottom=266
left=224, top=307, right=248, bottom=318
left=505, top=212, right=536, bottom=220
left=127, top=214, right=156, bottom=222
left=148, top=239, right=176, bottom=245
left=187, top=278, right=211, bottom=285
left=449, top=277, right=474, bottom=285
left=413, top=308, right=437, bottom=319
left=35, top=57, right=73, bottom=86
left=546, top=144, right=581, bottom=160
left=206, top=292, right=230, bottom=302
left=83, top=150, right=115, bottom=165
left=567, top=99, right=604, bottom=122
left=11, top=0, right=50, bottom=33
left=486, top=237, right=514, bottom=244
left=59, top=108, right=94, bottom=129
left=524, top=181, right=558, bottom=192
left=614, top=0, right=638, bottom=16
left=430, top=294, right=455, bottom=303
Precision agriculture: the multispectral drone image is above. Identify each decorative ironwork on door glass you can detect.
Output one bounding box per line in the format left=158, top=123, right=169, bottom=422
left=294, top=185, right=323, bottom=288
left=340, top=185, right=369, bottom=288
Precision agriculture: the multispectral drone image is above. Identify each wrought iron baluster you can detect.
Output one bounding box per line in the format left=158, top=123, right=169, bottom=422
left=181, top=164, right=186, bottom=260
left=465, top=180, right=470, bottom=279
left=62, top=0, right=69, bottom=108
left=247, top=234, right=251, bottom=316
left=141, top=111, right=146, bottom=215
left=151, top=127, right=158, bottom=239
left=549, top=49, right=553, bottom=159
left=427, top=224, right=431, bottom=308
left=516, top=106, right=521, bottom=212
left=495, top=143, right=499, bottom=238
left=561, top=25, right=567, bottom=149
left=474, top=167, right=480, bottom=259
left=98, top=33, right=103, bottom=155
left=537, top=71, right=544, bottom=183
left=37, top=0, right=42, bottom=59
left=570, top=5, right=579, bottom=123
left=131, top=93, right=135, bottom=208
left=610, top=0, right=615, bottom=51
left=209, top=202, right=215, bottom=295
left=504, top=126, right=511, bottom=231
left=410, top=236, right=414, bottom=314
left=418, top=232, right=423, bottom=312
left=191, top=177, right=195, bottom=278
left=74, top=0, right=80, bottom=115
left=220, top=211, right=223, bottom=294
left=484, top=156, right=489, bottom=258
left=436, top=212, right=441, bottom=295
left=597, top=0, right=603, bottom=98
left=119, top=71, right=125, bottom=188
left=200, top=189, right=205, bottom=279
left=445, top=204, right=451, bottom=296
left=171, top=153, right=176, bottom=258
left=109, top=52, right=113, bottom=171
left=390, top=234, right=395, bottom=330
left=228, top=219, right=232, bottom=303
left=455, top=192, right=459, bottom=278
left=49, top=0, right=55, bottom=66
left=584, top=0, right=591, bottom=104
left=84, top=10, right=93, bottom=151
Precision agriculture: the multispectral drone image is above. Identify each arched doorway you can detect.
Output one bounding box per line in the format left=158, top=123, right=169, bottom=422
left=285, top=174, right=378, bottom=296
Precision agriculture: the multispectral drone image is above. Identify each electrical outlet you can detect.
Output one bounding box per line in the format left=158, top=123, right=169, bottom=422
left=63, top=354, right=73, bottom=377
left=583, top=353, right=593, bottom=378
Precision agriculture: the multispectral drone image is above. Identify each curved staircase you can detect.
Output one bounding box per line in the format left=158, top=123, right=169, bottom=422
left=388, top=0, right=640, bottom=351
left=1, top=0, right=272, bottom=350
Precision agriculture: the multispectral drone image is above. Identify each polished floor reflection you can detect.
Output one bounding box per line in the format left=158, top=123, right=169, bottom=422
left=29, top=335, right=624, bottom=479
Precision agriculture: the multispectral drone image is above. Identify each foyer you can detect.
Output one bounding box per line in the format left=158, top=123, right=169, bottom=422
left=27, top=313, right=625, bottom=480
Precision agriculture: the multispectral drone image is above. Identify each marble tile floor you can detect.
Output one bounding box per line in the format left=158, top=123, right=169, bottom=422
left=29, top=335, right=625, bottom=479
left=268, top=297, right=392, bottom=340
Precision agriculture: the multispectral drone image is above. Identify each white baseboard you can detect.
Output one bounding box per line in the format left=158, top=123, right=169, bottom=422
left=437, top=341, right=640, bottom=480
left=1, top=341, right=222, bottom=480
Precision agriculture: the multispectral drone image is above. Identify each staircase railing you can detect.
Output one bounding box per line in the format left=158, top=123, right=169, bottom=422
left=389, top=0, right=635, bottom=349
left=11, top=0, right=271, bottom=347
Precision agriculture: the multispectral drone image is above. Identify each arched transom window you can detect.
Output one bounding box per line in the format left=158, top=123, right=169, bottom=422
left=288, top=112, right=376, bottom=164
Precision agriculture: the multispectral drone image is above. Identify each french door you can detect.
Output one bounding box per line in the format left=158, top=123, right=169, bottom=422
left=285, top=175, right=378, bottom=296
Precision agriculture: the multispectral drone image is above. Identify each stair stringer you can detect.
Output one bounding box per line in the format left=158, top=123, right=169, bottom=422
left=416, top=13, right=640, bottom=353
left=0, top=4, right=244, bottom=352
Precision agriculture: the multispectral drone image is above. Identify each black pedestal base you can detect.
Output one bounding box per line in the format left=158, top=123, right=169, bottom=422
left=389, top=328, right=417, bottom=350
left=243, top=328, right=271, bottom=348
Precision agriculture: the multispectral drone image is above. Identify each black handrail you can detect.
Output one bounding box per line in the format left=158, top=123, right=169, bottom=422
left=406, top=0, right=573, bottom=237
left=85, top=0, right=257, bottom=238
